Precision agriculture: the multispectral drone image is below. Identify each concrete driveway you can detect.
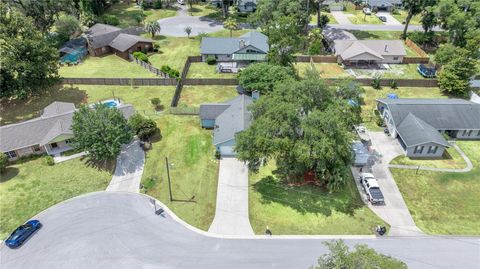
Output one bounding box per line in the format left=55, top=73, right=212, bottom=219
left=364, top=132, right=424, bottom=236
left=331, top=11, right=353, bottom=25
left=106, top=139, right=145, bottom=193
left=377, top=12, right=403, bottom=26
left=1, top=192, right=478, bottom=269
left=208, top=158, right=254, bottom=235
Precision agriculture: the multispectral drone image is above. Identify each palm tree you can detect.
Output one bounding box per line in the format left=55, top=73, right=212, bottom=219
left=223, top=17, right=238, bottom=37
left=184, top=26, right=192, bottom=38
left=145, top=21, right=161, bottom=38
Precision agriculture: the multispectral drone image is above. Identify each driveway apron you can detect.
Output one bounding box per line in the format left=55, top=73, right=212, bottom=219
left=106, top=139, right=145, bottom=193
left=377, top=12, right=403, bottom=26
left=366, top=132, right=424, bottom=236
left=208, top=158, right=254, bottom=235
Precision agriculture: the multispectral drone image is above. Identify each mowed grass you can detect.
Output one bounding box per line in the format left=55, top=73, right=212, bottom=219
left=179, top=86, right=238, bottom=107
left=0, top=157, right=113, bottom=239
left=350, top=30, right=403, bottom=40
left=148, top=30, right=249, bottom=71
left=104, top=1, right=177, bottom=27
left=392, top=10, right=422, bottom=25
left=390, top=146, right=467, bottom=169
left=361, top=87, right=446, bottom=131
left=59, top=55, right=157, bottom=78
left=310, top=13, right=338, bottom=24
left=391, top=141, right=480, bottom=235
left=249, top=162, right=387, bottom=235
left=347, top=64, right=426, bottom=79
left=141, top=115, right=219, bottom=230
left=347, top=12, right=383, bottom=24
left=186, top=63, right=237, bottom=78
left=295, top=63, right=351, bottom=78
left=0, top=85, right=175, bottom=125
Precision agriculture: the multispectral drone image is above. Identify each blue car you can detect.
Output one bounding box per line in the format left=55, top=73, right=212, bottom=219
left=5, top=220, right=42, bottom=248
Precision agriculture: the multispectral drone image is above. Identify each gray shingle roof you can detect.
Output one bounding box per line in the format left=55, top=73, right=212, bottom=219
left=377, top=98, right=480, bottom=130
left=209, top=95, right=253, bottom=145
left=109, top=33, right=154, bottom=52
left=334, top=40, right=406, bottom=60
left=85, top=23, right=144, bottom=49
left=200, top=104, right=231, bottom=120
left=200, top=31, right=269, bottom=55
left=396, top=113, right=450, bottom=147
left=0, top=102, right=135, bottom=152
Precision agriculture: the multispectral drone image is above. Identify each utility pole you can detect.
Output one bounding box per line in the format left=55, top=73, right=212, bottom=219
left=165, top=157, right=173, bottom=201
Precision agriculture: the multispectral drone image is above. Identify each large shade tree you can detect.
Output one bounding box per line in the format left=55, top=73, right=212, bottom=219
left=0, top=4, right=59, bottom=99
left=71, top=105, right=133, bottom=161
left=235, top=70, right=361, bottom=191
left=237, top=62, right=296, bottom=94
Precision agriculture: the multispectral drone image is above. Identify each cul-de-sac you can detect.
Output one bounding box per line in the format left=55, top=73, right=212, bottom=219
left=0, top=0, right=479, bottom=268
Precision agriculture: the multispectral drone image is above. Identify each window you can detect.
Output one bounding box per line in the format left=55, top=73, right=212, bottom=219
left=6, top=151, right=17, bottom=158
left=477, top=130, right=480, bottom=136
left=50, top=143, right=58, bottom=148
left=462, top=130, right=473, bottom=136
left=65, top=139, right=73, bottom=144
left=33, top=145, right=41, bottom=152
left=427, top=146, right=438, bottom=154
left=393, top=56, right=399, bottom=60
left=414, top=146, right=424, bottom=154
left=101, top=47, right=106, bottom=52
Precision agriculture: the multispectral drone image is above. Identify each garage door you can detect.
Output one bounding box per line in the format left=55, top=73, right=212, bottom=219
left=219, top=146, right=236, bottom=157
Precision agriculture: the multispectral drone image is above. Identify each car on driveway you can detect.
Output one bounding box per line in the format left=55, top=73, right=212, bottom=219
left=5, top=220, right=42, bottom=248
left=360, top=173, right=385, bottom=204
left=363, top=8, right=372, bottom=15
left=377, top=15, right=387, bottom=22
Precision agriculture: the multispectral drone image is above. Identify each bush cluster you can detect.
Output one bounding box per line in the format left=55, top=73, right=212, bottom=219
left=133, top=51, right=149, bottom=63
left=160, top=65, right=180, bottom=78
left=101, top=15, right=119, bottom=26
left=206, top=56, right=216, bottom=65
left=45, top=156, right=55, bottom=166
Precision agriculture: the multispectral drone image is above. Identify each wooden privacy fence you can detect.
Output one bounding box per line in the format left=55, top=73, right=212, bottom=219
left=405, top=38, right=429, bottom=57
left=62, top=77, right=177, bottom=85
left=170, top=106, right=200, bottom=115
left=296, top=55, right=338, bottom=63
left=402, top=57, right=430, bottom=64
left=183, top=78, right=239, bottom=85
left=341, top=78, right=438, bottom=87
left=128, top=54, right=169, bottom=78
left=171, top=56, right=201, bottom=107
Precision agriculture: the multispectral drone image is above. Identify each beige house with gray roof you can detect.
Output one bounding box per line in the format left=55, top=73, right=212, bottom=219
left=334, top=40, right=406, bottom=65
left=0, top=101, right=134, bottom=161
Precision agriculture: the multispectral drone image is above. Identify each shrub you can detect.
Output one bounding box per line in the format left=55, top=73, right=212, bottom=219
left=141, top=1, right=152, bottom=9
left=101, top=15, right=119, bottom=26
left=133, top=51, right=149, bottom=63
left=45, top=156, right=55, bottom=166
left=206, top=56, right=216, bottom=65
left=128, top=113, right=159, bottom=141
left=153, top=0, right=162, bottom=9
left=391, top=7, right=400, bottom=15
left=372, top=75, right=382, bottom=89
left=390, top=79, right=397, bottom=89
left=0, top=154, right=8, bottom=173
left=374, top=110, right=384, bottom=126
left=134, top=13, right=145, bottom=24
left=215, top=150, right=221, bottom=160
left=153, top=43, right=161, bottom=52
left=308, top=41, right=323, bottom=55
left=150, top=97, right=162, bottom=110
left=161, top=65, right=180, bottom=78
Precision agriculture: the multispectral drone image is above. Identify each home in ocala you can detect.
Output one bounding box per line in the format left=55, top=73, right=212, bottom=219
left=377, top=98, right=480, bottom=158
left=0, top=101, right=134, bottom=161
left=200, top=94, right=255, bottom=157
left=334, top=40, right=406, bottom=65
left=200, top=31, right=269, bottom=63
left=84, top=23, right=154, bottom=60
left=363, top=0, right=402, bottom=11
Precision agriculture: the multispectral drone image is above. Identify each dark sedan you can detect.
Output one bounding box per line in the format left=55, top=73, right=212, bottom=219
left=5, top=220, right=42, bottom=248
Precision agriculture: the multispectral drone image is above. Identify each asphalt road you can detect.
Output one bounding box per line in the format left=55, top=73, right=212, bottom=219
left=1, top=192, right=478, bottom=269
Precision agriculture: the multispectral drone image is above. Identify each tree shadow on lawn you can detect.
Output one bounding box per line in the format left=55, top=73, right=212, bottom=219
left=0, top=167, right=20, bottom=183
left=253, top=175, right=363, bottom=217
left=83, top=157, right=116, bottom=175
left=0, top=85, right=87, bottom=125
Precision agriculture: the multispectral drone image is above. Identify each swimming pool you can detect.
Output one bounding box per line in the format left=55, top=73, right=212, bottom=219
left=90, top=99, right=121, bottom=109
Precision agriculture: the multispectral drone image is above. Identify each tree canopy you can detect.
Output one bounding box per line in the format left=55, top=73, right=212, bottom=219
left=312, top=240, right=408, bottom=269
left=237, top=63, right=296, bottom=94
left=0, top=4, right=59, bottom=99
left=71, top=105, right=133, bottom=161
left=128, top=113, right=159, bottom=141
left=235, top=70, right=361, bottom=191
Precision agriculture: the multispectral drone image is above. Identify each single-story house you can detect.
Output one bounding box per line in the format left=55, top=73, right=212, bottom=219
left=200, top=95, right=254, bottom=157
left=377, top=98, right=480, bottom=158
left=334, top=40, right=406, bottom=64
left=363, top=0, right=402, bottom=11
left=200, top=31, right=269, bottom=63
left=236, top=0, right=257, bottom=13
left=84, top=23, right=154, bottom=60
left=0, top=101, right=134, bottom=161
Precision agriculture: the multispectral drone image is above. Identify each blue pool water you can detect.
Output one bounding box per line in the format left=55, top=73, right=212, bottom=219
left=103, top=101, right=118, bottom=108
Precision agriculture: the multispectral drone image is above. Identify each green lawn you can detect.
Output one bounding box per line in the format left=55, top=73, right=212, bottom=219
left=141, top=115, right=218, bottom=231
left=59, top=55, right=157, bottom=78
left=0, top=85, right=175, bottom=125
left=295, top=63, right=351, bottom=78
left=104, top=1, right=177, bottom=27
left=249, top=162, right=387, bottom=235
left=350, top=30, right=403, bottom=40
left=179, top=86, right=238, bottom=107
left=148, top=30, right=249, bottom=71
left=347, top=64, right=426, bottom=79
left=346, top=12, right=383, bottom=25
left=391, top=10, right=422, bottom=25
left=391, top=141, right=480, bottom=235
left=0, top=157, right=113, bottom=239
left=186, top=63, right=237, bottom=78
left=390, top=146, right=467, bottom=169
left=310, top=12, right=339, bottom=24
left=361, top=87, right=446, bottom=131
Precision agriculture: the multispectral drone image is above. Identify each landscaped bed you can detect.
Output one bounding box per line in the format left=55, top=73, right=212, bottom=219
left=391, top=141, right=480, bottom=235
left=390, top=146, right=467, bottom=169
left=360, top=86, right=446, bottom=131
left=249, top=162, right=387, bottom=235
left=179, top=85, right=238, bottom=107
left=186, top=63, right=237, bottom=79
left=295, top=63, right=351, bottom=78
left=141, top=115, right=219, bottom=231
left=0, top=157, right=113, bottom=239
left=59, top=55, right=157, bottom=78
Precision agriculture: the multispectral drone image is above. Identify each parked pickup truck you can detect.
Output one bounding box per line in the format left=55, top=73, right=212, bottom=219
left=359, top=173, right=385, bottom=204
